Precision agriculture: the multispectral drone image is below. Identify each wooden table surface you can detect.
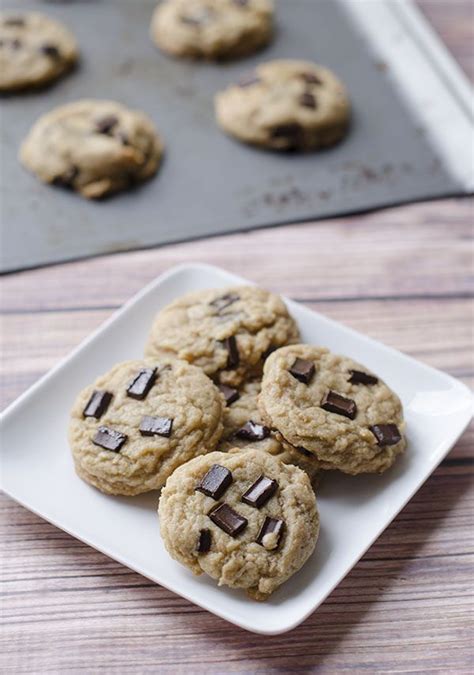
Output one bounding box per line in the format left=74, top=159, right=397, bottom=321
left=1, top=2, right=473, bottom=672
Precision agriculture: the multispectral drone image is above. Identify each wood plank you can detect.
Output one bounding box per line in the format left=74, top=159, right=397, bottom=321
left=1, top=199, right=472, bottom=312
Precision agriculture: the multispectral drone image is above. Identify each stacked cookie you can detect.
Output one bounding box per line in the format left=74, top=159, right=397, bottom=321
left=69, top=284, right=406, bottom=599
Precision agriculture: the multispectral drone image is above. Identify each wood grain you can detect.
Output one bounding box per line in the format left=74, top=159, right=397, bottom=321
left=1, top=2, right=473, bottom=672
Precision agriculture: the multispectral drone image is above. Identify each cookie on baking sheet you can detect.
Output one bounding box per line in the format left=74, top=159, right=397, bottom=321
left=144, top=285, right=300, bottom=388
left=258, top=345, right=406, bottom=475
left=158, top=448, right=319, bottom=599
left=69, top=359, right=224, bottom=495
left=150, top=0, right=273, bottom=61
left=0, top=11, right=78, bottom=92
left=217, top=378, right=320, bottom=482
left=20, top=100, right=163, bottom=199
left=215, top=59, right=350, bottom=151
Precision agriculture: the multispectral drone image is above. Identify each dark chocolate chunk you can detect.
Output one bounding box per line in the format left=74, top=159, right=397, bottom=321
left=118, top=132, right=129, bottom=146
left=83, top=390, right=113, bottom=419
left=218, top=384, right=240, bottom=406
left=238, top=72, right=261, bottom=87
left=210, top=293, right=239, bottom=313
left=256, top=516, right=285, bottom=549
left=235, top=421, right=270, bottom=442
left=289, top=357, right=315, bottom=384
left=300, top=92, right=317, bottom=109
left=126, top=367, right=157, bottom=400
left=270, top=123, right=304, bottom=149
left=262, top=344, right=276, bottom=361
left=139, top=415, right=173, bottom=438
left=197, top=529, right=212, bottom=553
left=241, top=475, right=278, bottom=508
left=196, top=464, right=233, bottom=500
left=209, top=503, right=248, bottom=537
left=52, top=165, right=78, bottom=188
left=349, top=369, right=379, bottom=386
left=233, top=0, right=249, bottom=5
left=92, top=426, right=127, bottom=452
left=370, top=424, right=401, bottom=447
left=11, top=38, right=21, bottom=49
left=321, top=391, right=357, bottom=420
left=40, top=43, right=60, bottom=59
left=95, top=114, right=119, bottom=135
left=296, top=446, right=313, bottom=457
left=301, top=72, right=322, bottom=85
left=223, top=335, right=240, bottom=369
left=4, top=17, right=25, bottom=27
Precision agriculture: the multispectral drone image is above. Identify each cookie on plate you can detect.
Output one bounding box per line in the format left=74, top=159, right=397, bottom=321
left=144, top=286, right=300, bottom=387
left=258, top=345, right=406, bottom=474
left=150, top=0, right=273, bottom=61
left=217, top=378, right=320, bottom=482
left=158, top=448, right=319, bottom=599
left=215, top=59, right=350, bottom=151
left=0, top=11, right=78, bottom=92
left=69, top=359, right=224, bottom=495
left=20, top=100, right=163, bottom=199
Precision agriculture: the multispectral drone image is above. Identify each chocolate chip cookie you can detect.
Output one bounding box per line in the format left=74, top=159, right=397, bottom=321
left=69, top=359, right=224, bottom=495
left=258, top=345, right=406, bottom=474
left=215, top=59, right=350, bottom=150
left=217, top=379, right=320, bottom=482
left=0, top=11, right=78, bottom=92
left=20, top=100, right=163, bottom=199
left=144, top=286, right=300, bottom=387
left=158, top=448, right=319, bottom=599
left=151, top=0, right=273, bottom=61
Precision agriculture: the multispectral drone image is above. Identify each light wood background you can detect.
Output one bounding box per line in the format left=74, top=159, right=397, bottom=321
left=1, top=2, right=473, bottom=672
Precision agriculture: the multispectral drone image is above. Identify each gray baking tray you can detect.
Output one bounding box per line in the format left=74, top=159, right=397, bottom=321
left=0, top=0, right=472, bottom=272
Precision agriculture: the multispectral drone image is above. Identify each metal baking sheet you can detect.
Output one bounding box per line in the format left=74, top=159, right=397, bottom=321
left=0, top=0, right=471, bottom=272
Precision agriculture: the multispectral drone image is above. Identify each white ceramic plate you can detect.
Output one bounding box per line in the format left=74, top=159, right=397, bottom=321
left=1, top=264, right=472, bottom=635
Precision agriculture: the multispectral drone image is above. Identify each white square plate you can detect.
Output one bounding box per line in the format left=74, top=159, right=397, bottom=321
left=1, top=264, right=472, bottom=635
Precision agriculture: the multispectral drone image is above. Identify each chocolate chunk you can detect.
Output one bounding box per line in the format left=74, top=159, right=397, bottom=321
left=262, top=344, right=276, bottom=361
left=52, top=165, right=78, bottom=188
left=349, top=369, right=379, bottom=386
left=235, top=421, right=270, bottom=442
left=40, top=44, right=60, bottom=59
left=92, top=426, right=127, bottom=452
left=197, top=529, right=211, bottom=553
left=11, top=38, right=21, bottom=49
left=196, top=464, right=233, bottom=500
left=126, top=367, right=157, bottom=400
left=370, top=424, right=401, bottom=447
left=321, top=391, right=357, bottom=419
left=118, top=132, right=129, bottom=146
left=139, top=415, right=173, bottom=438
left=209, top=503, right=248, bottom=537
left=4, top=17, right=25, bottom=27
left=233, top=0, right=249, bottom=6
left=218, top=384, right=240, bottom=406
left=289, top=357, right=315, bottom=384
left=241, top=475, right=278, bottom=508
left=296, top=446, right=313, bottom=457
left=256, top=516, right=285, bottom=550
left=300, top=92, right=317, bottom=109
left=95, top=115, right=119, bottom=135
left=238, top=72, right=261, bottom=88
left=270, top=123, right=304, bottom=149
left=301, top=72, right=322, bottom=85
left=210, top=293, right=239, bottom=313
left=223, top=336, right=240, bottom=369
left=83, top=390, right=113, bottom=419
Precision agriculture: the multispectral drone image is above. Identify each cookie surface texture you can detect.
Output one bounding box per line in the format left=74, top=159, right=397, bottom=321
left=215, top=59, right=350, bottom=150
left=258, top=344, right=406, bottom=474
left=20, top=99, right=163, bottom=198
left=69, top=359, right=224, bottom=495
left=158, top=448, right=319, bottom=599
